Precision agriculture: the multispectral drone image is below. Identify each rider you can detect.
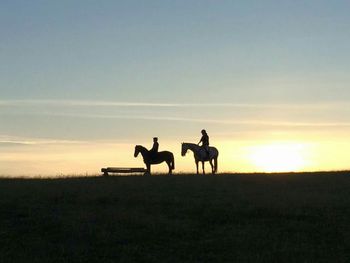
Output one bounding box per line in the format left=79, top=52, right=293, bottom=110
left=149, top=137, right=159, bottom=160
left=198, top=129, right=210, bottom=157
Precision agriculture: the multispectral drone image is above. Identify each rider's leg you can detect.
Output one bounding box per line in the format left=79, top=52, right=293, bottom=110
left=205, top=145, right=210, bottom=157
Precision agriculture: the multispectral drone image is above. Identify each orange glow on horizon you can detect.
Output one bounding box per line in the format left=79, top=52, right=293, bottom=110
left=2, top=138, right=350, bottom=176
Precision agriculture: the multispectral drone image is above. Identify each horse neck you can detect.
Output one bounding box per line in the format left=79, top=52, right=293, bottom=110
left=137, top=146, right=149, bottom=156
left=185, top=143, right=200, bottom=152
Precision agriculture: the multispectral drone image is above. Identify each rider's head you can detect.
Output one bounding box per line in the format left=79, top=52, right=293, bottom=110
left=201, top=129, right=207, bottom=135
left=153, top=137, right=158, bottom=142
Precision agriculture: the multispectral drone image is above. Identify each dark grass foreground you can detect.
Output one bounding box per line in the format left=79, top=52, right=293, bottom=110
left=1, top=172, right=350, bottom=262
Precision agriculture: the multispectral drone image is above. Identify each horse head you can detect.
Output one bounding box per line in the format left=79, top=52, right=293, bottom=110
left=134, top=145, right=141, bottom=158
left=181, top=143, right=188, bottom=156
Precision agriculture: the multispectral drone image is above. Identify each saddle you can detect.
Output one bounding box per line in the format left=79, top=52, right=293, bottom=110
left=202, top=148, right=211, bottom=160
left=149, top=151, right=158, bottom=161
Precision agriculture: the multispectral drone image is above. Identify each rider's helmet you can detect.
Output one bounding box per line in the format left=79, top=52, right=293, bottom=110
left=201, top=129, right=206, bottom=134
left=153, top=137, right=158, bottom=142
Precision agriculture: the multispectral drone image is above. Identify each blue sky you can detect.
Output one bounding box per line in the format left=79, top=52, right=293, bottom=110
left=2, top=0, right=350, bottom=102
left=1, top=1, right=350, bottom=175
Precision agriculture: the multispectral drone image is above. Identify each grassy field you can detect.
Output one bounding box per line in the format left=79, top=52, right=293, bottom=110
left=1, top=172, right=350, bottom=262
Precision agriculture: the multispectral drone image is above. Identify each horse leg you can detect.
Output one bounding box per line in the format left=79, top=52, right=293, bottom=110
left=196, top=161, right=199, bottom=175
left=146, top=163, right=151, bottom=176
left=202, top=161, right=205, bottom=175
left=209, top=159, right=214, bottom=174
left=167, top=161, right=172, bottom=175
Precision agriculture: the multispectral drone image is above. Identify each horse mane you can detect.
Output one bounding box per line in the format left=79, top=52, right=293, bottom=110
left=183, top=142, right=200, bottom=149
left=183, top=142, right=198, bottom=146
left=136, top=144, right=149, bottom=151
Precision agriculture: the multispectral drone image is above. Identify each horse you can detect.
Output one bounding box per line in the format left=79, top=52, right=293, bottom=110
left=134, top=145, right=175, bottom=175
left=181, top=143, right=218, bottom=175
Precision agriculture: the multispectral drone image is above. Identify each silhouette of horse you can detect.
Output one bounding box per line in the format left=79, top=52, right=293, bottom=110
left=181, top=143, right=218, bottom=174
left=134, top=145, right=175, bottom=175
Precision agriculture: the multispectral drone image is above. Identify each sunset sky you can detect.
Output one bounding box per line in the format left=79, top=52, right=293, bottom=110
left=1, top=1, right=350, bottom=175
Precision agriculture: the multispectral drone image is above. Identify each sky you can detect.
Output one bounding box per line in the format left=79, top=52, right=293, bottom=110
left=1, top=0, right=350, bottom=176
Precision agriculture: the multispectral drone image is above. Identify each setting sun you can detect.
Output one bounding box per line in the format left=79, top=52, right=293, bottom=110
left=249, top=143, right=308, bottom=172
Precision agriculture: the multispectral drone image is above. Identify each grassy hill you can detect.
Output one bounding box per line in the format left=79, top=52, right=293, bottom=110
left=1, top=172, right=350, bottom=262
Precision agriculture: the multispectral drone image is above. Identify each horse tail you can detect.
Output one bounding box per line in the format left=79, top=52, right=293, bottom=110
left=171, top=154, right=175, bottom=170
left=214, top=157, right=218, bottom=173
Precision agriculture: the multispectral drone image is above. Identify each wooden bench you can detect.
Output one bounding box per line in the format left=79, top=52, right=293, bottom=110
left=101, top=167, right=147, bottom=176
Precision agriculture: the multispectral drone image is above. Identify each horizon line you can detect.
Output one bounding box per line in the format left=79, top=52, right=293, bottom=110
left=1, top=170, right=350, bottom=179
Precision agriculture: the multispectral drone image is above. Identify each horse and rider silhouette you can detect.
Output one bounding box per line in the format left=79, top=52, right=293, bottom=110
left=134, top=137, right=175, bottom=176
left=182, top=129, right=219, bottom=175
left=134, top=130, right=219, bottom=175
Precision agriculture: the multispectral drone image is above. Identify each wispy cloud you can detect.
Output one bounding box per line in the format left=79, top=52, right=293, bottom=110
left=9, top=112, right=350, bottom=128
left=0, top=135, right=85, bottom=146
left=0, top=99, right=347, bottom=109
left=2, top=100, right=350, bottom=129
left=0, top=100, right=181, bottom=107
